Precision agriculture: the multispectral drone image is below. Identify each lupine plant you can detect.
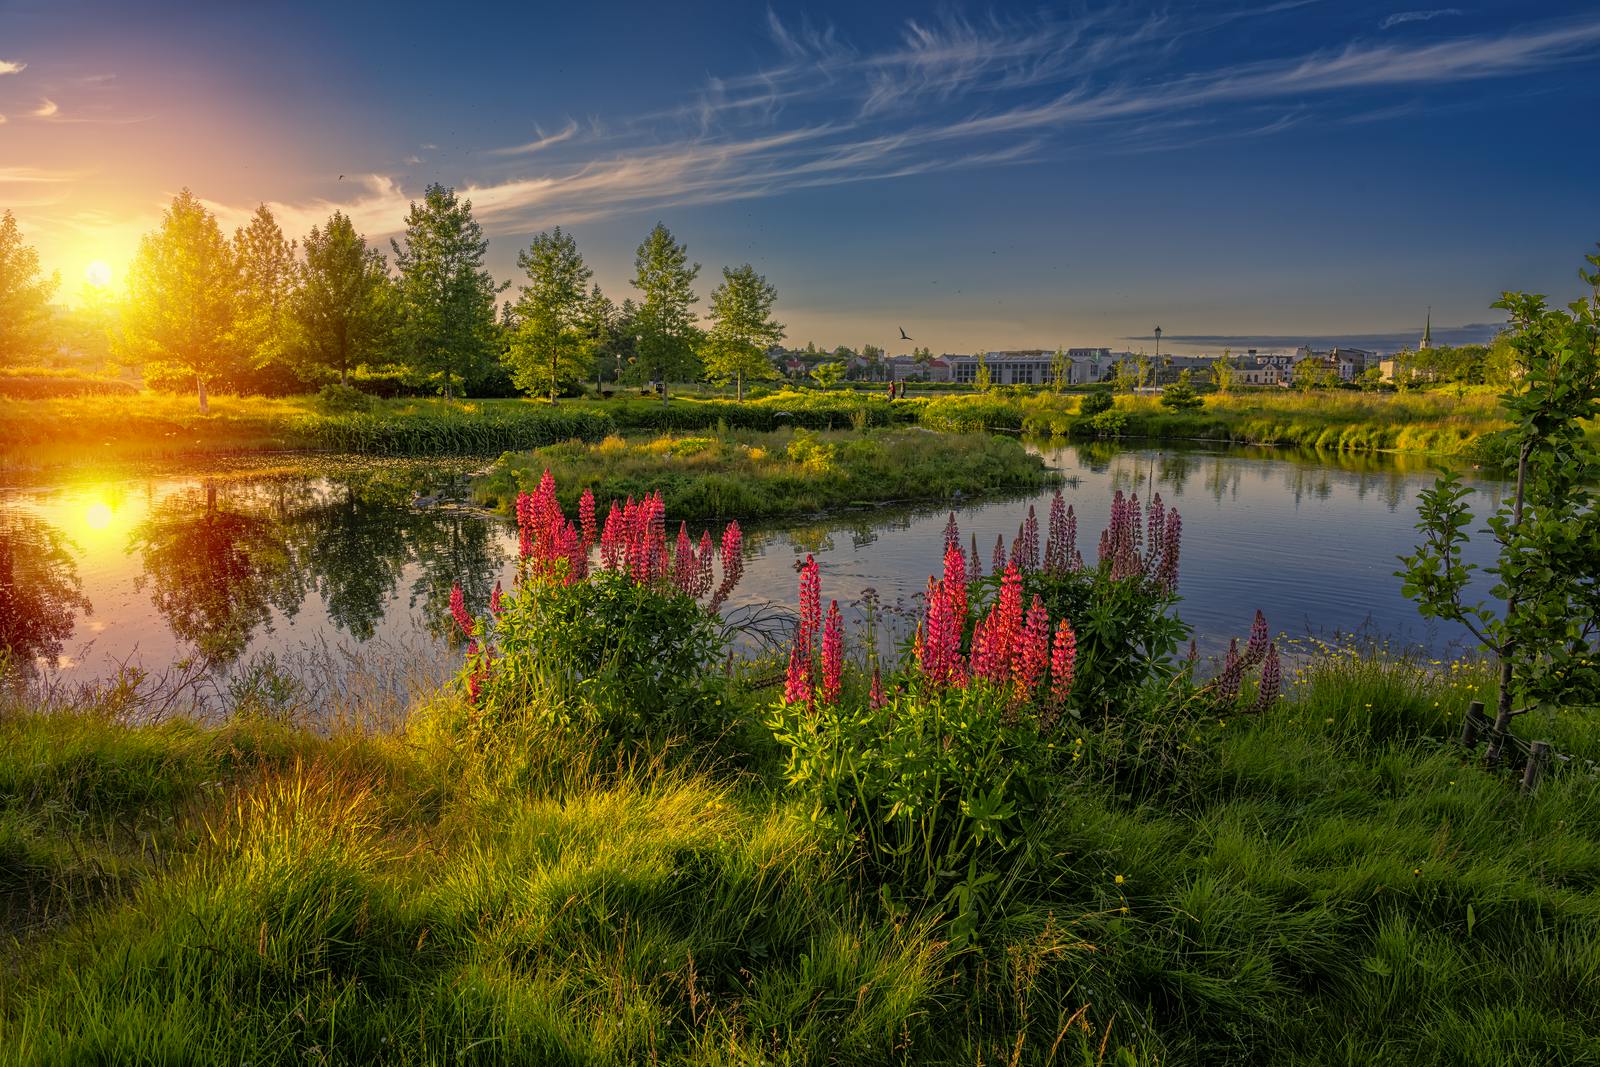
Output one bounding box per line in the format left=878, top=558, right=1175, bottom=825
left=451, top=469, right=744, bottom=741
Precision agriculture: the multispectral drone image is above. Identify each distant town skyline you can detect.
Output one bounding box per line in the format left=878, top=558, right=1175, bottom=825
left=3, top=0, right=1597, bottom=353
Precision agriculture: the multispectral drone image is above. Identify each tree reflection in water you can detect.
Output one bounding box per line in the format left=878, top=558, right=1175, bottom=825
left=130, top=481, right=305, bottom=664
left=0, top=513, right=91, bottom=676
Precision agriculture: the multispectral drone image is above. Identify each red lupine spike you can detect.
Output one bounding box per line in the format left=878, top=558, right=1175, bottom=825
left=709, top=521, right=743, bottom=611
left=489, top=581, right=502, bottom=616
left=1013, top=595, right=1050, bottom=701
left=1049, top=620, right=1077, bottom=711
left=579, top=488, right=596, bottom=548
left=449, top=582, right=474, bottom=637
left=821, top=600, right=844, bottom=706
left=869, top=662, right=886, bottom=709
left=784, top=643, right=811, bottom=707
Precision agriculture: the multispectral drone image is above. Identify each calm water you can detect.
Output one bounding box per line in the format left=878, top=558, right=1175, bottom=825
left=0, top=443, right=1505, bottom=689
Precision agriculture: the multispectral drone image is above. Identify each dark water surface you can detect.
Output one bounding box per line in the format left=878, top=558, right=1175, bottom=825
left=0, top=442, right=1504, bottom=689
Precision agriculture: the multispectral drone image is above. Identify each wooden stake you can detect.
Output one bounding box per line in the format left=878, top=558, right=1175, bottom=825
left=1522, top=741, right=1551, bottom=794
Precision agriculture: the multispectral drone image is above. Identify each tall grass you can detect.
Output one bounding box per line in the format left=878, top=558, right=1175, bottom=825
left=475, top=427, right=1059, bottom=521
left=3, top=642, right=1597, bottom=1063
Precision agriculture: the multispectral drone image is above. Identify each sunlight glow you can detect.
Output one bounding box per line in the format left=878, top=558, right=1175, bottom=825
left=84, top=501, right=114, bottom=530
left=84, top=260, right=113, bottom=288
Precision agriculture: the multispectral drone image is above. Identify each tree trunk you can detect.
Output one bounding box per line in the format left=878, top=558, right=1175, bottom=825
left=1485, top=440, right=1532, bottom=766
left=197, top=375, right=208, bottom=415
left=736, top=370, right=744, bottom=403
left=340, top=366, right=348, bottom=387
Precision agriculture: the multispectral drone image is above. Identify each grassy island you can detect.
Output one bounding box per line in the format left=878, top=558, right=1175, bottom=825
left=473, top=427, right=1059, bottom=521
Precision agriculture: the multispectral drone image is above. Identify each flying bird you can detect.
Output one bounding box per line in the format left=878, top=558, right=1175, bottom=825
left=338, top=174, right=345, bottom=181
left=899, top=327, right=913, bottom=341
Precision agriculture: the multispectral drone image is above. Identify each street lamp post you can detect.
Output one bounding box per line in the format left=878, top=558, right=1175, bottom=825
left=1154, top=326, right=1162, bottom=359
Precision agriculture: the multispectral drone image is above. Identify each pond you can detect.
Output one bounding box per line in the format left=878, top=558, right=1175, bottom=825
left=0, top=442, right=1506, bottom=692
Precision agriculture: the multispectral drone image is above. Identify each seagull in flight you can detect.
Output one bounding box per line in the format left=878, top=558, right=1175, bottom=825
left=899, top=327, right=913, bottom=341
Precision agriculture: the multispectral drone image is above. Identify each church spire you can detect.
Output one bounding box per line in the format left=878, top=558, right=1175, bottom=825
left=1420, top=307, right=1432, bottom=350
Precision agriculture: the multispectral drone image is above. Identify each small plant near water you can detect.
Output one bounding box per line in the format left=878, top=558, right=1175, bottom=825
left=449, top=469, right=744, bottom=745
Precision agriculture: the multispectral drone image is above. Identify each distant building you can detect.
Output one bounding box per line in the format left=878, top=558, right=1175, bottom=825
left=1419, top=308, right=1433, bottom=351
left=1293, top=345, right=1375, bottom=382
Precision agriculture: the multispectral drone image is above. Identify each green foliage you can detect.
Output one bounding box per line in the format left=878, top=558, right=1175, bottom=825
left=1160, top=369, right=1204, bottom=411
left=701, top=263, right=784, bottom=401
left=476, top=428, right=1057, bottom=521
left=973, top=353, right=991, bottom=392
left=630, top=223, right=702, bottom=401
left=231, top=204, right=298, bottom=382
left=505, top=227, right=596, bottom=403
left=120, top=190, right=240, bottom=411
left=0, top=369, right=136, bottom=399
left=312, top=383, right=374, bottom=413
left=809, top=360, right=845, bottom=390
left=466, top=569, right=727, bottom=746
left=1211, top=352, right=1236, bottom=394
left=290, top=211, right=394, bottom=387
left=390, top=184, right=504, bottom=398
left=1078, top=389, right=1114, bottom=417
left=294, top=403, right=614, bottom=455
left=1400, top=245, right=1600, bottom=738
left=0, top=211, right=60, bottom=369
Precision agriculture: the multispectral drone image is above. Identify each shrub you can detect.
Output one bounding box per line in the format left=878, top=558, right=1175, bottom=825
left=454, top=471, right=744, bottom=747
left=313, top=383, right=374, bottom=413
left=1078, top=389, right=1114, bottom=417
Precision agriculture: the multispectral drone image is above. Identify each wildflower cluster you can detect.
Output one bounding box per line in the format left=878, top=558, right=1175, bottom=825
left=1212, top=609, right=1283, bottom=713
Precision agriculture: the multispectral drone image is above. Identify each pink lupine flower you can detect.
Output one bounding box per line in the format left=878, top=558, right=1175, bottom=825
left=919, top=577, right=966, bottom=689
left=489, top=581, right=502, bottom=617
left=797, top=553, right=821, bottom=647
left=579, top=488, right=597, bottom=549
left=696, top=531, right=715, bottom=599
left=1064, top=504, right=1080, bottom=570
left=969, top=615, right=995, bottom=683
left=1157, top=511, right=1182, bottom=591
left=449, top=582, right=475, bottom=637
left=1049, top=620, right=1077, bottom=710
left=1242, top=610, right=1269, bottom=667
left=943, top=512, right=960, bottom=552
left=1217, top=639, right=1243, bottom=704
left=869, top=662, right=886, bottom=709
left=1255, top=642, right=1281, bottom=712
left=994, top=562, right=1025, bottom=663
left=1012, top=595, right=1050, bottom=700
left=1045, top=490, right=1067, bottom=572
left=1022, top=506, right=1040, bottom=572
left=674, top=523, right=697, bottom=595
left=600, top=504, right=623, bottom=569
left=992, top=533, right=1007, bottom=577
left=968, top=532, right=983, bottom=582
left=784, top=644, right=811, bottom=706
left=821, top=600, right=844, bottom=705
left=943, top=543, right=967, bottom=626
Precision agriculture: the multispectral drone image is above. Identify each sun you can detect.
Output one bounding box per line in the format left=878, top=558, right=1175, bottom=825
left=84, top=260, right=113, bottom=288
left=84, top=501, right=114, bottom=531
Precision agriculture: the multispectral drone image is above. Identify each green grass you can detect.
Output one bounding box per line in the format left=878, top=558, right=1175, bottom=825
left=474, top=427, right=1060, bottom=521
left=0, top=394, right=616, bottom=466
left=3, top=648, right=1598, bottom=1064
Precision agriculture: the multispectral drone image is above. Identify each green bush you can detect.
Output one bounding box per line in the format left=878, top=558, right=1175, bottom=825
left=313, top=383, right=375, bottom=413
left=1079, top=389, right=1114, bottom=416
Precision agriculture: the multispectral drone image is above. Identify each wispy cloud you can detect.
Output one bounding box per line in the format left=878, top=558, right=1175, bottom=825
left=213, top=10, right=1600, bottom=243
left=488, top=120, right=581, bottom=157
left=0, top=59, right=25, bottom=75
left=33, top=97, right=59, bottom=118
left=1381, top=9, right=1464, bottom=31
left=0, top=166, right=78, bottom=183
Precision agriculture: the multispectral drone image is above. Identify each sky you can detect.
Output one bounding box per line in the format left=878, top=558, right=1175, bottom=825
left=2, top=0, right=1598, bottom=355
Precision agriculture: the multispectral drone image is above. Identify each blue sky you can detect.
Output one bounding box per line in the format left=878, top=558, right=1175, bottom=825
left=2, top=0, right=1598, bottom=353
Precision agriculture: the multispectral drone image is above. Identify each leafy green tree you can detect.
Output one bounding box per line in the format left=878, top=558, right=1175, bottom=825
left=1050, top=348, right=1070, bottom=391
left=1160, top=369, right=1204, bottom=410
left=1111, top=355, right=1141, bottom=394
left=506, top=227, right=594, bottom=404
left=391, top=184, right=503, bottom=399
left=630, top=223, right=701, bottom=404
left=1212, top=350, right=1236, bottom=394
left=912, top=345, right=932, bottom=362
left=580, top=284, right=620, bottom=389
left=1357, top=366, right=1385, bottom=392
left=290, top=212, right=393, bottom=387
left=1399, top=244, right=1600, bottom=764
left=122, top=190, right=239, bottom=412
left=810, top=360, right=845, bottom=390
left=703, top=263, right=784, bottom=400
left=0, top=210, right=59, bottom=368
left=231, top=205, right=297, bottom=377
left=974, top=353, right=991, bottom=392
left=1293, top=357, right=1337, bottom=391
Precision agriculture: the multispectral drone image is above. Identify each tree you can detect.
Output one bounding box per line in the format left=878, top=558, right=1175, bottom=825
left=1357, top=366, right=1385, bottom=392
left=631, top=222, right=701, bottom=405
left=122, top=190, right=239, bottom=412
left=703, top=263, right=784, bottom=400
left=581, top=284, right=620, bottom=389
left=505, top=227, right=594, bottom=404
left=1212, top=349, right=1236, bottom=394
left=1111, top=355, right=1141, bottom=394
left=1050, top=348, right=1070, bottom=391
left=391, top=184, right=503, bottom=399
left=912, top=345, right=932, bottom=362
left=0, top=210, right=59, bottom=368
left=1160, top=369, right=1204, bottom=410
left=1293, top=357, right=1337, bottom=391
left=1399, top=243, right=1600, bottom=766
left=232, top=205, right=297, bottom=377
left=810, top=360, right=845, bottom=390
left=291, top=212, right=393, bottom=387
left=974, top=352, right=991, bottom=392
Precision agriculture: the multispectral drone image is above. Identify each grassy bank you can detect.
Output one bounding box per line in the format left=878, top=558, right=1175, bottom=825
left=3, top=647, right=1597, bottom=1064
left=0, top=394, right=614, bottom=466
left=474, top=427, right=1059, bottom=521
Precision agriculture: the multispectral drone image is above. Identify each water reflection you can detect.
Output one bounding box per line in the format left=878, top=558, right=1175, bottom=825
left=0, top=443, right=1507, bottom=684
left=131, top=481, right=306, bottom=664
left=0, top=513, right=92, bottom=675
